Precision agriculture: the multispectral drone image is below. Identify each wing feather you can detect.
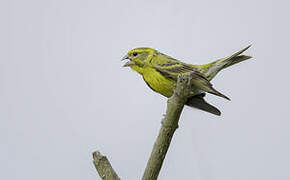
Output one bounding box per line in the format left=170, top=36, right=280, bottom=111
left=153, top=62, right=230, bottom=100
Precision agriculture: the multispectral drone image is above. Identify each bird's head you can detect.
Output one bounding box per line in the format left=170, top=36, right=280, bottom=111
left=122, top=48, right=157, bottom=73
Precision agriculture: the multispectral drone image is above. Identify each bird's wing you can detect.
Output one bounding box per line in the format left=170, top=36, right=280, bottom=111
left=153, top=61, right=198, bottom=80
left=153, top=62, right=230, bottom=100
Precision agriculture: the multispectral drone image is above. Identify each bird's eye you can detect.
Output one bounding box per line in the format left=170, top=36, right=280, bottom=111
left=132, top=52, right=138, bottom=56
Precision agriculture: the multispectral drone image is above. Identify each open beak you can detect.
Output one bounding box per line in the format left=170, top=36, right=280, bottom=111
left=121, top=54, right=134, bottom=67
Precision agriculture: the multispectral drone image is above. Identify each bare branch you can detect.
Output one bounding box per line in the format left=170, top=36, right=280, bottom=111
left=92, top=151, right=121, bottom=180
left=92, top=74, right=192, bottom=180
left=142, top=74, right=192, bottom=180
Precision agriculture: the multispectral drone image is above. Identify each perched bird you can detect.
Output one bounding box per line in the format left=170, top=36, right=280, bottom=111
left=122, top=45, right=252, bottom=116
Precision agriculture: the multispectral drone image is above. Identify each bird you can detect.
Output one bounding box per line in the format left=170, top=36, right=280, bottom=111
left=122, top=45, right=252, bottom=116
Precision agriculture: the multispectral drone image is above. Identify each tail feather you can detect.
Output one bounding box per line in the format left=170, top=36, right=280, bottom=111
left=201, top=45, right=252, bottom=81
left=223, top=55, right=252, bottom=69
left=190, top=72, right=231, bottom=101
left=186, top=94, right=221, bottom=116
left=224, top=45, right=251, bottom=60
left=206, top=86, right=231, bottom=101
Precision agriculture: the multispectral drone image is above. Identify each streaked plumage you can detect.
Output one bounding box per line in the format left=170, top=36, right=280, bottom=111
left=122, top=45, right=252, bottom=116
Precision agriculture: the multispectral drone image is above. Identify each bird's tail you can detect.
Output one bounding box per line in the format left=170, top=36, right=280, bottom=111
left=198, top=45, right=252, bottom=81
left=186, top=93, right=221, bottom=116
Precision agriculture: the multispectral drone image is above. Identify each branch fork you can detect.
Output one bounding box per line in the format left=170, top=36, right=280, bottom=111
left=93, top=74, right=193, bottom=180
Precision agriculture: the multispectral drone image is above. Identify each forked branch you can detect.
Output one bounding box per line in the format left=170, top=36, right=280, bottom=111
left=93, top=74, right=192, bottom=180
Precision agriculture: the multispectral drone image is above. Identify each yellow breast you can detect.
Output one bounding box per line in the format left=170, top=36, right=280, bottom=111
left=142, top=67, right=175, bottom=97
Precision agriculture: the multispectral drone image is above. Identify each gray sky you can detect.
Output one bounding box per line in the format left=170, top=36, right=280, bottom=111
left=2, top=0, right=290, bottom=179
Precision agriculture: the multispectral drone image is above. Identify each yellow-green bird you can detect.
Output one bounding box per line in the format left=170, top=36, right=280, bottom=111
left=122, top=45, right=252, bottom=116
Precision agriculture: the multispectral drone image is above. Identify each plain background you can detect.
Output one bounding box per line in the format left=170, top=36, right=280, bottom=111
left=2, top=0, right=290, bottom=179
